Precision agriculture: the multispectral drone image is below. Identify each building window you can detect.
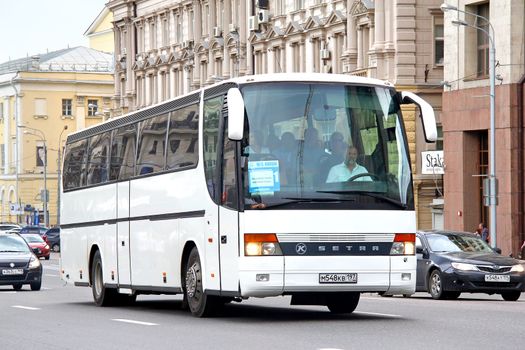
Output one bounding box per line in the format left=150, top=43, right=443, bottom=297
left=62, top=99, right=72, bottom=116
left=436, top=125, right=443, bottom=150
left=162, top=17, right=169, bottom=47
left=476, top=3, right=490, bottom=77
left=434, top=19, right=444, bottom=65
left=295, top=0, right=304, bottom=11
left=87, top=100, right=98, bottom=116
left=176, top=14, right=182, bottom=43
left=34, top=98, right=47, bottom=118
left=149, top=19, right=156, bottom=50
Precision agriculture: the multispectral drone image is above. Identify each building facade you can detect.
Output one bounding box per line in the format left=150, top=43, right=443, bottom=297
left=0, top=47, right=114, bottom=226
left=442, top=0, right=525, bottom=255
left=108, top=0, right=445, bottom=229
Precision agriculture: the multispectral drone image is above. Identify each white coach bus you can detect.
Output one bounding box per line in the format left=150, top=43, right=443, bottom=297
left=60, top=73, right=436, bottom=317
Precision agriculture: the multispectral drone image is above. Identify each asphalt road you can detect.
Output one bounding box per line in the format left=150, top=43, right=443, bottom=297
left=1, top=253, right=525, bottom=350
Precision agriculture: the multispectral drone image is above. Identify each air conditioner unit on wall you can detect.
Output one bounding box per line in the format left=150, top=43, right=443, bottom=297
left=229, top=23, right=237, bottom=33
left=213, top=26, right=222, bottom=38
left=320, top=49, right=330, bottom=60
left=182, top=40, right=194, bottom=49
left=121, top=47, right=127, bottom=56
left=248, top=16, right=259, bottom=31
left=258, top=9, right=270, bottom=24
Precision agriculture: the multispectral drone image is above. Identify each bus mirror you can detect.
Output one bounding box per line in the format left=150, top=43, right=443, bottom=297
left=227, top=88, right=245, bottom=141
left=400, top=91, right=437, bottom=143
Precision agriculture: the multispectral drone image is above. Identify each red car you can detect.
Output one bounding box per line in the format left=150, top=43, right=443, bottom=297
left=23, top=234, right=50, bottom=260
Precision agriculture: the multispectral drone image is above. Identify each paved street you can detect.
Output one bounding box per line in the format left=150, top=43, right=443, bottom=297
left=1, top=253, right=525, bottom=350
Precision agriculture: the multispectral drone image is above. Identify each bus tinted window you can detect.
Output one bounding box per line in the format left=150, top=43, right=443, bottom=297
left=110, top=124, right=137, bottom=181
left=136, top=114, right=168, bottom=175
left=166, top=103, right=199, bottom=169
left=63, top=139, right=88, bottom=190
left=203, top=96, right=223, bottom=202
left=86, top=132, right=111, bottom=185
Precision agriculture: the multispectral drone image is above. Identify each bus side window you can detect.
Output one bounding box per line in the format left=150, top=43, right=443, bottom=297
left=136, top=113, right=168, bottom=175
left=110, top=124, right=137, bottom=181
left=63, top=139, right=88, bottom=190
left=86, top=132, right=111, bottom=185
left=221, top=119, right=238, bottom=210
left=203, top=96, right=223, bottom=203
left=166, top=103, right=199, bottom=170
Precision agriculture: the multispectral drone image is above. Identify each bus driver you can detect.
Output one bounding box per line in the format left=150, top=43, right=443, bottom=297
left=326, top=146, right=372, bottom=182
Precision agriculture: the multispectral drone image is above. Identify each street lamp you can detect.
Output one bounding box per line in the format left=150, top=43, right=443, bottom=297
left=57, top=125, right=68, bottom=226
left=18, top=126, right=48, bottom=228
left=441, top=3, right=497, bottom=247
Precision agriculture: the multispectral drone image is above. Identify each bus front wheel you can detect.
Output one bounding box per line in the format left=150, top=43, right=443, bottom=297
left=183, top=247, right=219, bottom=317
left=326, top=292, right=360, bottom=314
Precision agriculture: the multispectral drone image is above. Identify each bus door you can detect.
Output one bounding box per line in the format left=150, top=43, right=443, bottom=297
left=116, top=181, right=131, bottom=286
left=217, top=118, right=240, bottom=293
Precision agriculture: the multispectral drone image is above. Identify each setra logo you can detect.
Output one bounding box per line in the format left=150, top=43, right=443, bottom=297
left=295, top=243, right=307, bottom=255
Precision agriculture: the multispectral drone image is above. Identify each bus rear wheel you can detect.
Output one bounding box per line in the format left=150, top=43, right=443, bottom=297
left=326, top=292, right=360, bottom=314
left=183, top=247, right=219, bottom=317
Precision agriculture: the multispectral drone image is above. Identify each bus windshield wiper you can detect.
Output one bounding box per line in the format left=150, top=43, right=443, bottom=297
left=316, top=190, right=407, bottom=209
left=248, top=197, right=355, bottom=209
left=0, top=250, right=24, bottom=253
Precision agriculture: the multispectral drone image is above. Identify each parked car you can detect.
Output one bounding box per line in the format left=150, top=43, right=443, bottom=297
left=415, top=230, right=525, bottom=301
left=22, top=234, right=50, bottom=260
left=0, top=231, right=42, bottom=290
left=19, top=226, right=49, bottom=244
left=0, top=223, right=21, bottom=233
left=45, top=228, right=60, bottom=252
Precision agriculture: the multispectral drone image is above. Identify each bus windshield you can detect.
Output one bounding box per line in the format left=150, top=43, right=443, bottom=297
left=240, top=82, right=413, bottom=210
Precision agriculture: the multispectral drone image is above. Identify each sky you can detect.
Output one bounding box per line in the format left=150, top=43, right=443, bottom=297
left=0, top=0, right=108, bottom=63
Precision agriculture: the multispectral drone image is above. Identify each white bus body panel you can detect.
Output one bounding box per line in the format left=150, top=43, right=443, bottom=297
left=117, top=182, right=131, bottom=286
left=238, top=210, right=416, bottom=297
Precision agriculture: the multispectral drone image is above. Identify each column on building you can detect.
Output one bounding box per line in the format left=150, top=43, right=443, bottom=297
left=347, top=12, right=357, bottom=71
left=222, top=0, right=231, bottom=78
left=239, top=0, right=247, bottom=75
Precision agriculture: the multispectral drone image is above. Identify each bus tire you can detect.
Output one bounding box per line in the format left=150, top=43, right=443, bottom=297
left=91, top=250, right=118, bottom=307
left=183, top=247, right=219, bottom=317
left=326, top=292, right=360, bottom=314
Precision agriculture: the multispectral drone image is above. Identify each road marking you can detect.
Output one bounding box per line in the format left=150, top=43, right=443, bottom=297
left=112, top=318, right=158, bottom=326
left=45, top=265, right=60, bottom=271
left=45, top=274, right=58, bottom=277
left=354, top=311, right=401, bottom=318
left=12, top=305, right=41, bottom=311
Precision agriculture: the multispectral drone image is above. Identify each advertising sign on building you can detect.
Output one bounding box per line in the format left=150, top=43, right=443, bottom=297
left=421, top=151, right=444, bottom=175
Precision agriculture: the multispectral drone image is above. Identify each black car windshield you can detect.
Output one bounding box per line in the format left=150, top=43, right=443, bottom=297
left=239, top=82, right=413, bottom=211
left=426, top=233, right=494, bottom=253
left=23, top=234, right=45, bottom=244
left=0, top=235, right=30, bottom=253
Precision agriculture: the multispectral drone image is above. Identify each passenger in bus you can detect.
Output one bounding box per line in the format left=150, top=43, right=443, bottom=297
left=300, top=127, right=324, bottom=186
left=326, top=146, right=372, bottom=182
left=274, top=132, right=298, bottom=185
left=318, top=132, right=348, bottom=183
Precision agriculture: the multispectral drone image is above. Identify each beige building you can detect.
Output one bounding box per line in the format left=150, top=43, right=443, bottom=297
left=0, top=47, right=114, bottom=226
left=442, top=0, right=525, bottom=255
left=85, top=7, right=115, bottom=54
left=108, top=0, right=445, bottom=229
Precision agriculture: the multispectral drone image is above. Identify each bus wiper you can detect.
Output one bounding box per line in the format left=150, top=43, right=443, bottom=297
left=249, top=197, right=355, bottom=209
left=0, top=250, right=24, bottom=253
left=316, top=190, right=407, bottom=209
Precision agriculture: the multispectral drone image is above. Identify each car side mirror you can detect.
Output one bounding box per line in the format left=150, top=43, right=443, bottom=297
left=493, top=247, right=502, bottom=254
left=32, top=248, right=39, bottom=254
left=416, top=247, right=430, bottom=259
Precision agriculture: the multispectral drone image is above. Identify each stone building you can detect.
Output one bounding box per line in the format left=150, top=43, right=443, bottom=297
left=108, top=0, right=445, bottom=229
left=442, top=0, right=525, bottom=255
left=0, top=47, right=114, bottom=226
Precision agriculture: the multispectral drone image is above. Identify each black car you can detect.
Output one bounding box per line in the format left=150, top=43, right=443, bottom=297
left=416, top=230, right=525, bottom=301
left=45, top=228, right=60, bottom=252
left=0, top=232, right=42, bottom=291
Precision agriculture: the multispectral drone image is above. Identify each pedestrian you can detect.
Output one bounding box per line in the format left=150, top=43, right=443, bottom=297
left=478, top=223, right=489, bottom=244
left=520, top=240, right=525, bottom=259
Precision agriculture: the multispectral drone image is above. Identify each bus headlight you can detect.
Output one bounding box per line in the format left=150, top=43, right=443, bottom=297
left=390, top=234, right=415, bottom=255
left=244, top=234, right=282, bottom=256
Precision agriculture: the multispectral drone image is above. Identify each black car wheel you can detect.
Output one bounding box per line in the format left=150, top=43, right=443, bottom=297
left=501, top=291, right=521, bottom=301
left=429, top=270, right=446, bottom=300
left=30, top=281, right=41, bottom=291
left=183, top=247, right=219, bottom=317
left=12, top=284, right=22, bottom=291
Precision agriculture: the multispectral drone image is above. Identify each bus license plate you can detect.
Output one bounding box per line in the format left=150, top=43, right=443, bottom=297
left=319, top=273, right=357, bottom=284
left=2, top=269, right=24, bottom=276
left=485, top=274, right=510, bottom=282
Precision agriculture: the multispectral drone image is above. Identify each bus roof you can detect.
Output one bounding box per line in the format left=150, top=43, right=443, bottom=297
left=65, top=73, right=394, bottom=143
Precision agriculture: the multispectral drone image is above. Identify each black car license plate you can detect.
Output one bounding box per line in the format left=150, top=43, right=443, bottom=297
left=319, top=273, right=358, bottom=284
left=1, top=269, right=24, bottom=275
